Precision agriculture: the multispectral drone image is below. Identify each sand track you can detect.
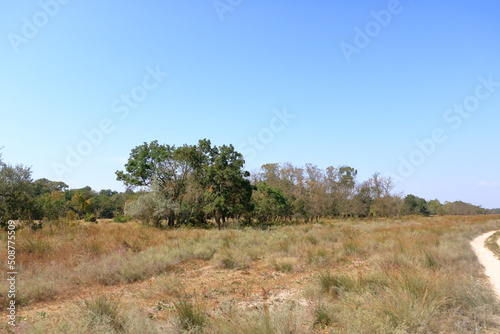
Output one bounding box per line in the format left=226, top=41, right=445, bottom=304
left=471, top=231, right=500, bottom=298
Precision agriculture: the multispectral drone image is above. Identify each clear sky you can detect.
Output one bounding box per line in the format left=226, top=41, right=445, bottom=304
left=1, top=0, right=499, bottom=208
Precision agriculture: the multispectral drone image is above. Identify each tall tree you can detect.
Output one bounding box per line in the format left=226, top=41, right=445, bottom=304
left=304, top=163, right=328, bottom=221
left=202, top=143, right=253, bottom=229
left=116, top=141, right=194, bottom=226
left=0, top=159, right=34, bottom=223
left=116, top=140, right=176, bottom=187
left=325, top=166, right=357, bottom=217
left=117, top=139, right=252, bottom=228
left=32, top=178, right=68, bottom=196
left=366, top=173, right=399, bottom=217
left=427, top=199, right=442, bottom=215
left=252, top=182, right=292, bottom=222
left=402, top=194, right=430, bottom=216
left=35, top=191, right=68, bottom=220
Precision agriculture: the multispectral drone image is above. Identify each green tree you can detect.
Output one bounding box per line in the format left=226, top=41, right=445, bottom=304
left=440, top=201, right=484, bottom=215
left=427, top=199, right=442, bottom=215
left=256, top=163, right=308, bottom=221
left=402, top=194, right=430, bottom=216
left=325, top=166, right=358, bottom=217
left=117, top=141, right=197, bottom=226
left=252, top=182, right=292, bottom=222
left=304, top=163, right=328, bottom=221
left=65, top=186, right=96, bottom=218
left=31, top=178, right=69, bottom=220
left=91, top=190, right=119, bottom=218
left=32, top=178, right=68, bottom=196
left=352, top=181, right=373, bottom=217
left=117, top=139, right=252, bottom=228
left=35, top=191, right=68, bottom=220
left=0, top=158, right=35, bottom=223
left=202, top=143, right=253, bottom=229
left=116, top=140, right=172, bottom=187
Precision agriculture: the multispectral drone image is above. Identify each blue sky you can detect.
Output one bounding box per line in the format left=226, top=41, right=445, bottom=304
left=1, top=0, right=499, bottom=208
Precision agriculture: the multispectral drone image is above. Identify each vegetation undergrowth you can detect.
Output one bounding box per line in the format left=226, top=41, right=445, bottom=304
left=485, top=231, right=500, bottom=260
left=0, top=215, right=499, bottom=333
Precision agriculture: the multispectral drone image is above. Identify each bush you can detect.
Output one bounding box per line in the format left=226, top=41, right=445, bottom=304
left=113, top=215, right=131, bottom=223
left=84, top=213, right=97, bottom=222
left=83, top=295, right=123, bottom=331
left=314, top=303, right=334, bottom=327
left=174, top=298, right=207, bottom=331
left=319, top=271, right=357, bottom=296
left=217, top=249, right=251, bottom=270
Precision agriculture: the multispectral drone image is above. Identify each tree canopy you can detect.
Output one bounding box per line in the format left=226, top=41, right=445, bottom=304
left=116, top=139, right=253, bottom=228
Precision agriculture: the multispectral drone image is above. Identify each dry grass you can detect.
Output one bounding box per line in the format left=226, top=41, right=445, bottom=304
left=0, top=215, right=499, bottom=333
left=486, top=231, right=500, bottom=260
left=0, top=221, right=218, bottom=305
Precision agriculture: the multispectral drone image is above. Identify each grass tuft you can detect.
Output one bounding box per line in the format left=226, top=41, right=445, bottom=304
left=173, top=298, right=207, bottom=332
left=83, top=295, right=123, bottom=332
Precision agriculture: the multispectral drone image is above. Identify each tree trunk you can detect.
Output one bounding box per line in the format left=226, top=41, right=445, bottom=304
left=167, top=212, right=175, bottom=227
left=215, top=215, right=221, bottom=230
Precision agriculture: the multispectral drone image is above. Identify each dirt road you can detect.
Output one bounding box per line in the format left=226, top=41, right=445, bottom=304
left=471, top=231, right=500, bottom=298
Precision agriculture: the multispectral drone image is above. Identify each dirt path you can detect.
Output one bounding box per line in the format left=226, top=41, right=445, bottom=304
left=471, top=231, right=500, bottom=298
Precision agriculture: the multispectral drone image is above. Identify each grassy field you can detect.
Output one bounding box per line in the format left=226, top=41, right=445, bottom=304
left=1, top=215, right=500, bottom=333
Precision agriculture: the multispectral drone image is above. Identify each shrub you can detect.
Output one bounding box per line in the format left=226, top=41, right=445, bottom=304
left=319, top=272, right=357, bottom=296
left=313, top=303, right=334, bottom=328
left=217, top=249, right=251, bottom=270
left=113, top=215, right=131, bottom=223
left=271, top=258, right=295, bottom=272
left=83, top=295, right=123, bottom=331
left=84, top=213, right=97, bottom=223
left=174, top=298, right=207, bottom=331
left=277, top=262, right=293, bottom=272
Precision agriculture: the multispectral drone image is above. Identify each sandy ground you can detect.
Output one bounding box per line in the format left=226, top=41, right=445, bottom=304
left=471, top=231, right=500, bottom=299
left=1, top=258, right=322, bottom=327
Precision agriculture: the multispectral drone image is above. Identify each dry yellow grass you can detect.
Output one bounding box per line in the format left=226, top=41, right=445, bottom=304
left=0, top=215, right=499, bottom=333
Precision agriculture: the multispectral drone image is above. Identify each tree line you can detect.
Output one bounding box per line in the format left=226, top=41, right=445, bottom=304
left=0, top=142, right=498, bottom=228
left=0, top=149, right=133, bottom=227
